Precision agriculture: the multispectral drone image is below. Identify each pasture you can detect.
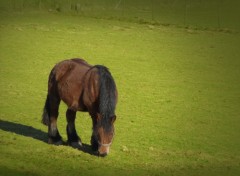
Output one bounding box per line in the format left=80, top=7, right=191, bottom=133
left=0, top=10, right=240, bottom=176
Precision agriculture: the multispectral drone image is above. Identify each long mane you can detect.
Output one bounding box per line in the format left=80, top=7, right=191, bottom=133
left=94, top=65, right=117, bottom=126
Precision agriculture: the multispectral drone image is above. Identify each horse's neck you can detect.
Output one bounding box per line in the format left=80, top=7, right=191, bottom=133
left=83, top=67, right=100, bottom=110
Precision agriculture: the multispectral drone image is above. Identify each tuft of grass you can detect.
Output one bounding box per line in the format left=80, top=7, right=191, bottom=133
left=0, top=12, right=240, bottom=176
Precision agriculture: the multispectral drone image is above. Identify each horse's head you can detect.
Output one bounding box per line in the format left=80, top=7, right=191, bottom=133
left=92, top=114, right=116, bottom=157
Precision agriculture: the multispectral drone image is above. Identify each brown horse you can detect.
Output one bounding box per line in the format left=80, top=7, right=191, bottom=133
left=42, top=58, right=117, bottom=157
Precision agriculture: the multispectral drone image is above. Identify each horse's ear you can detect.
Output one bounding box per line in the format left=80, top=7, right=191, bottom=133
left=111, top=115, right=116, bottom=124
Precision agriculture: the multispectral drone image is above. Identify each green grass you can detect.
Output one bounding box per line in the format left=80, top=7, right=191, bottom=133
left=0, top=12, right=240, bottom=175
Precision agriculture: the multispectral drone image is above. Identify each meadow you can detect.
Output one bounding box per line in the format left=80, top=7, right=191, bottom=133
left=0, top=9, right=240, bottom=176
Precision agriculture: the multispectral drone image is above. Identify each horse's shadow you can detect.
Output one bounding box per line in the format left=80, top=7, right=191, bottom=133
left=0, top=119, right=96, bottom=156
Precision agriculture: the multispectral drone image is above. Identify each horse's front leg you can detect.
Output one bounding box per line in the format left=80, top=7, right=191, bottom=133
left=91, top=134, right=98, bottom=151
left=90, top=116, right=99, bottom=151
left=66, top=109, right=82, bottom=148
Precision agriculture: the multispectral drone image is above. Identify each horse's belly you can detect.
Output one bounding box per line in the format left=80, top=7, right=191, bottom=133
left=58, top=83, right=85, bottom=111
left=61, top=96, right=87, bottom=112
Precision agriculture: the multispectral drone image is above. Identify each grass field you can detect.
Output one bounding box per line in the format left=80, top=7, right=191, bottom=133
left=0, top=11, right=240, bottom=176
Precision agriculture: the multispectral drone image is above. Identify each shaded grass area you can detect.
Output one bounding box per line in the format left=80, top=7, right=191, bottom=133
left=0, top=12, right=240, bottom=175
left=0, top=0, right=240, bottom=31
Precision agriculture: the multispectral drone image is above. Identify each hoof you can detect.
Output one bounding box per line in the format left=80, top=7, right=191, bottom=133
left=70, top=141, right=83, bottom=149
left=48, top=138, right=63, bottom=145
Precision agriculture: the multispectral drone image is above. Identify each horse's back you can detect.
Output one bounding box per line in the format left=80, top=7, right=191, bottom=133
left=49, top=58, right=92, bottom=111
left=51, top=58, right=90, bottom=81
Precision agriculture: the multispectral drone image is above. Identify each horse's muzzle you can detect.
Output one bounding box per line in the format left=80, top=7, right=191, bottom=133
left=98, top=152, right=108, bottom=157
left=98, top=144, right=110, bottom=157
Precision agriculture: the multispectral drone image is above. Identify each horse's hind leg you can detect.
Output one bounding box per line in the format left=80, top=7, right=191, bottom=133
left=66, top=109, right=82, bottom=148
left=48, top=95, right=63, bottom=145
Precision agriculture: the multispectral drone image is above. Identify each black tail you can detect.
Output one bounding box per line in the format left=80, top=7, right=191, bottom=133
left=42, top=95, right=50, bottom=126
left=94, top=65, right=117, bottom=120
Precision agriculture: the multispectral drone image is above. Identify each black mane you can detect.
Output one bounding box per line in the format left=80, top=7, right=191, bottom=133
left=94, top=65, right=117, bottom=129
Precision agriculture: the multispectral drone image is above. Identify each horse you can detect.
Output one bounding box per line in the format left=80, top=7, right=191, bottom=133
left=42, top=58, right=118, bottom=157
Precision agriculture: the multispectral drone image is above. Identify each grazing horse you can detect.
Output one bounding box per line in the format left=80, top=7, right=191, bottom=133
left=42, top=58, right=117, bottom=157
